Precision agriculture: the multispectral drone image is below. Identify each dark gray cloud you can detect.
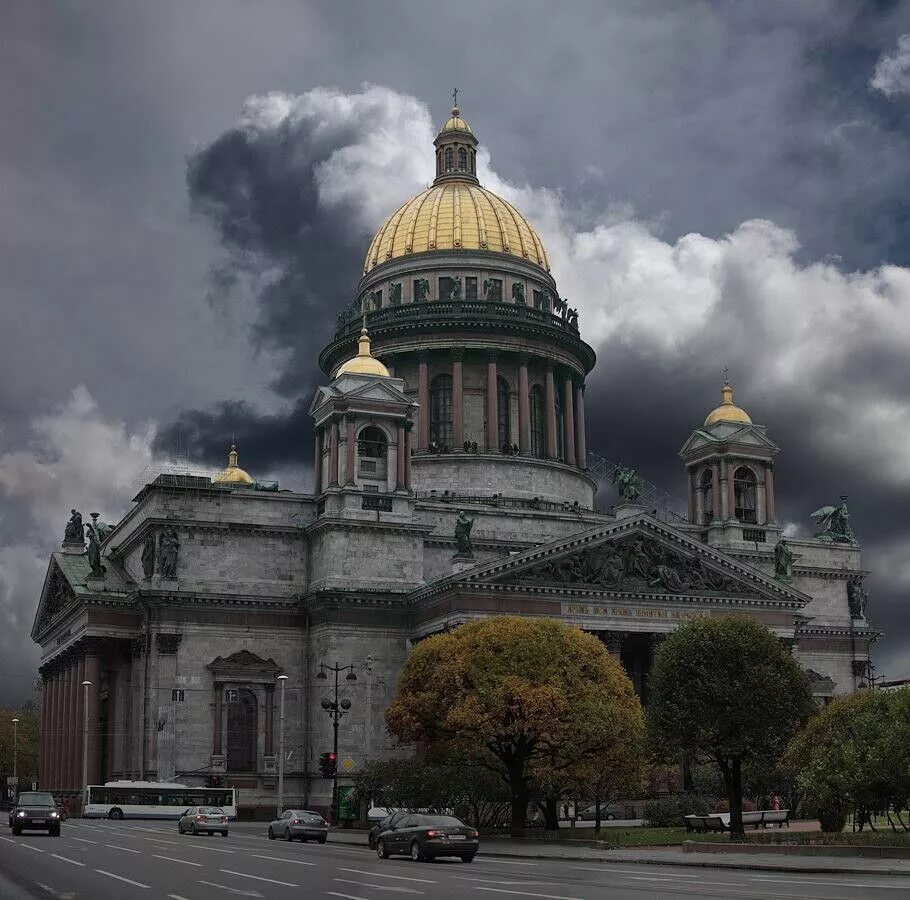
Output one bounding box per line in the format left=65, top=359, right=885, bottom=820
left=3, top=1, right=910, bottom=704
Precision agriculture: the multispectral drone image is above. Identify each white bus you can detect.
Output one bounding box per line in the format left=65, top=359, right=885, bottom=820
left=82, top=781, right=238, bottom=820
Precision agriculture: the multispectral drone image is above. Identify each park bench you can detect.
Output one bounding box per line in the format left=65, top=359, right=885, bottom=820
left=684, top=810, right=790, bottom=832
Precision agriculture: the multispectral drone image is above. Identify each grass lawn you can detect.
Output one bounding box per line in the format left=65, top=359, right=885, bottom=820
left=498, top=827, right=729, bottom=847
left=746, top=829, right=910, bottom=847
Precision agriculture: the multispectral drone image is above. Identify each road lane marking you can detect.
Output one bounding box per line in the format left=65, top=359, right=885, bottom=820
left=574, top=866, right=699, bottom=878
left=36, top=883, right=75, bottom=899
left=198, top=880, right=263, bottom=897
left=153, top=854, right=203, bottom=867
left=457, top=878, right=561, bottom=887
left=2, top=838, right=46, bottom=853
left=188, top=842, right=234, bottom=853
left=328, top=893, right=370, bottom=900
left=168, top=895, right=192, bottom=900
left=746, top=876, right=910, bottom=889
left=70, top=836, right=98, bottom=844
left=95, top=869, right=150, bottom=888
left=219, top=869, right=298, bottom=887
left=475, top=889, right=584, bottom=900
left=143, top=837, right=181, bottom=845
left=50, top=854, right=85, bottom=867
left=339, top=867, right=436, bottom=884
left=476, top=859, right=538, bottom=867
left=250, top=853, right=316, bottom=865
left=103, top=843, right=141, bottom=853
left=335, top=878, right=424, bottom=894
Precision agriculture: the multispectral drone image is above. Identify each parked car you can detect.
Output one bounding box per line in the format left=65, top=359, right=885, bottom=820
left=9, top=792, right=62, bottom=836
left=177, top=806, right=229, bottom=836
left=268, top=809, right=328, bottom=843
left=375, top=813, right=478, bottom=862
left=368, top=810, right=409, bottom=850
left=577, top=802, right=621, bottom=821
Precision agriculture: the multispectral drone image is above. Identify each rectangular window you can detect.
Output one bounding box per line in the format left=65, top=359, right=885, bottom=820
left=171, top=689, right=185, bottom=702
left=439, top=277, right=453, bottom=300
left=465, top=277, right=478, bottom=300
left=359, top=459, right=377, bottom=473
left=372, top=289, right=382, bottom=309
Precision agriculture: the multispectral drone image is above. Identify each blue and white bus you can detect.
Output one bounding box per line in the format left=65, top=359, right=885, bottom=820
left=82, top=781, right=238, bottom=820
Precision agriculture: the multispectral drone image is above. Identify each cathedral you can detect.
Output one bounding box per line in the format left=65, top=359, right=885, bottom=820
left=32, top=106, right=877, bottom=816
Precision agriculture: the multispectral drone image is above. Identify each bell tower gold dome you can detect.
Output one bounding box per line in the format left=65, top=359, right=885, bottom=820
left=704, top=380, right=752, bottom=426
left=363, top=105, right=550, bottom=275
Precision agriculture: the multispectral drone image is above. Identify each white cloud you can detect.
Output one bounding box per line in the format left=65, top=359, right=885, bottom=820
left=870, top=34, right=910, bottom=98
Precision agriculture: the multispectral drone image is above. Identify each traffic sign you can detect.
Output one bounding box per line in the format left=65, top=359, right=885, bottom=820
left=340, top=756, right=355, bottom=773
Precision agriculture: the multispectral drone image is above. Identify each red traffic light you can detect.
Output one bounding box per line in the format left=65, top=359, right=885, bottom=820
left=328, top=752, right=337, bottom=760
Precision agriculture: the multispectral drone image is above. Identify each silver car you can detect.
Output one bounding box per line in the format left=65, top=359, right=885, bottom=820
left=268, top=809, right=328, bottom=843
left=177, top=806, right=229, bottom=836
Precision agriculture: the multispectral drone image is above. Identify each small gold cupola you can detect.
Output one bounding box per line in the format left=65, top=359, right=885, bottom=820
left=704, top=378, right=753, bottom=426
left=212, top=443, right=255, bottom=484
left=434, top=92, right=479, bottom=184
left=335, top=326, right=390, bottom=378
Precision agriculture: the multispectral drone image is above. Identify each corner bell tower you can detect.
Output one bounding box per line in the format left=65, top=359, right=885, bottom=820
left=679, top=379, right=780, bottom=547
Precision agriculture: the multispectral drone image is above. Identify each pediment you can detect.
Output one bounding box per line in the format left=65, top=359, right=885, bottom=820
left=446, top=516, right=808, bottom=606
left=310, top=378, right=413, bottom=418
left=680, top=423, right=780, bottom=457
left=31, top=558, right=78, bottom=639
left=207, top=649, right=283, bottom=682
left=342, top=378, right=412, bottom=404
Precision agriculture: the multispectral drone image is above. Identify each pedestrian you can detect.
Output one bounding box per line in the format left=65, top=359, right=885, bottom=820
left=771, top=793, right=781, bottom=811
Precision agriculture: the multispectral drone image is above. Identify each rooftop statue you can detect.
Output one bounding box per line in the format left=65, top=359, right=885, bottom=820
left=811, top=496, right=857, bottom=545
left=611, top=464, right=642, bottom=503
left=454, top=510, right=474, bottom=556
left=158, top=528, right=180, bottom=579
left=847, top=578, right=869, bottom=619
left=449, top=277, right=461, bottom=301
left=773, top=539, right=794, bottom=581
left=414, top=278, right=430, bottom=303
left=141, top=533, right=156, bottom=579
left=85, top=523, right=106, bottom=578
left=511, top=283, right=525, bottom=305
left=64, top=509, right=83, bottom=544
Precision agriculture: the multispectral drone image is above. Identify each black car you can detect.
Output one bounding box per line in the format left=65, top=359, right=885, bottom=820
left=10, top=792, right=62, bottom=836
left=375, top=813, right=478, bottom=862
left=368, top=810, right=409, bottom=850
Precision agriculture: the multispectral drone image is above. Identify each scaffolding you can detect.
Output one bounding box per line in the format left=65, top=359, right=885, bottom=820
left=586, top=450, right=688, bottom=524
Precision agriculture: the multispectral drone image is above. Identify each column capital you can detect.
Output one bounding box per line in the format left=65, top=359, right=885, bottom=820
left=450, top=348, right=464, bottom=361
left=517, top=352, right=530, bottom=366
left=344, top=411, right=358, bottom=424
left=486, top=349, right=499, bottom=362
left=404, top=419, right=414, bottom=432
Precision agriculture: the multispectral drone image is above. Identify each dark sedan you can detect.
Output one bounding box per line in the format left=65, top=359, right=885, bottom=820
left=368, top=810, right=409, bottom=849
left=376, top=813, right=478, bottom=862
left=268, top=809, right=328, bottom=843
left=10, top=792, right=62, bottom=836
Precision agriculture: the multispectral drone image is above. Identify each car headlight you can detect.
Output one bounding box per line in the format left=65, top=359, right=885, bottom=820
left=16, top=811, right=25, bottom=817
left=50, top=812, right=59, bottom=818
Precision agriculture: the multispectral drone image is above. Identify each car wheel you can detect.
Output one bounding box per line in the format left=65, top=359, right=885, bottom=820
left=108, top=808, right=124, bottom=820
left=376, top=838, right=388, bottom=859
left=284, top=828, right=293, bottom=841
left=220, top=831, right=228, bottom=837
left=300, top=836, right=308, bottom=843
left=460, top=854, right=475, bottom=863
left=51, top=827, right=61, bottom=837
left=11, top=826, right=20, bottom=836
left=606, top=814, right=616, bottom=821
left=268, top=827, right=275, bottom=840
left=368, top=835, right=375, bottom=850
left=319, top=836, right=327, bottom=844
left=191, top=823, right=198, bottom=836
left=410, top=840, right=425, bottom=862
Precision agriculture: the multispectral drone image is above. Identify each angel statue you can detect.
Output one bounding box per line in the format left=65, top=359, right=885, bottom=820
left=84, top=523, right=106, bottom=578
left=611, top=464, right=642, bottom=503
left=811, top=495, right=857, bottom=545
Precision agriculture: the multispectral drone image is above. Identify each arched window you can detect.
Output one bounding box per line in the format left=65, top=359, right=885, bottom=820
left=701, top=469, right=714, bottom=525
left=226, top=687, right=257, bottom=773
left=430, top=374, right=453, bottom=450
left=458, top=147, right=467, bottom=170
left=444, top=147, right=454, bottom=171
left=734, top=466, right=757, bottom=524
left=530, top=386, right=545, bottom=458
left=357, top=426, right=387, bottom=459
left=498, top=376, right=511, bottom=450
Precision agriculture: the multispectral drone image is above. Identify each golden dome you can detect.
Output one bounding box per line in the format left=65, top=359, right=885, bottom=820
left=212, top=444, right=255, bottom=485
left=440, top=106, right=473, bottom=135
left=363, top=180, right=550, bottom=274
left=704, top=382, right=753, bottom=427
left=335, top=327, right=390, bottom=377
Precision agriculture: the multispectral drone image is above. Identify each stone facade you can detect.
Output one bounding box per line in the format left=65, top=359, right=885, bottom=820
left=31, top=105, right=878, bottom=817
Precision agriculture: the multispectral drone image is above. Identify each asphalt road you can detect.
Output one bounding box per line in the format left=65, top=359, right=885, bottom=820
left=0, top=820, right=908, bottom=900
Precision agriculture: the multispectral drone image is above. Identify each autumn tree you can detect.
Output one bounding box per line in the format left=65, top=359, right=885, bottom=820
left=648, top=616, right=814, bottom=837
left=385, top=616, right=644, bottom=835
left=0, top=708, right=40, bottom=793
left=783, top=687, right=910, bottom=832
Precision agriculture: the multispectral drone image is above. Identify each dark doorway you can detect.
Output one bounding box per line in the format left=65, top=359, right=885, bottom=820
left=226, top=688, right=258, bottom=772
left=620, top=634, right=656, bottom=706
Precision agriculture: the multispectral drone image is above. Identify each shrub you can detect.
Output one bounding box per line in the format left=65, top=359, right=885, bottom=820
left=716, top=798, right=757, bottom=813
left=643, top=795, right=711, bottom=827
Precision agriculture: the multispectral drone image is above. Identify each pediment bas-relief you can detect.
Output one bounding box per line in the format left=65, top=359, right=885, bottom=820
left=35, top=563, right=77, bottom=633
left=510, top=535, right=745, bottom=596
left=207, top=649, right=283, bottom=682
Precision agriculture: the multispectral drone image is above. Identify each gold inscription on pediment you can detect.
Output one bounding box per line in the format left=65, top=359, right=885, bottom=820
left=563, top=603, right=708, bottom=621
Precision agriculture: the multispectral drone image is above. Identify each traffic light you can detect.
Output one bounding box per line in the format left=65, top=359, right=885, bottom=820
left=318, top=751, right=337, bottom=778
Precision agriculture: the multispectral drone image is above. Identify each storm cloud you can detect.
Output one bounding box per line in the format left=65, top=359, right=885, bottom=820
left=3, top=2, right=910, bottom=704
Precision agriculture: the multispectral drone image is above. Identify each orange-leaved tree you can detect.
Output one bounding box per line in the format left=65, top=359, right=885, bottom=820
left=385, top=616, right=644, bottom=835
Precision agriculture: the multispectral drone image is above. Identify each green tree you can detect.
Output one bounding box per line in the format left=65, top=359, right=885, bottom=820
left=783, top=687, right=910, bottom=832
left=385, top=616, right=644, bottom=835
left=647, top=616, right=815, bottom=836
left=0, top=708, right=41, bottom=795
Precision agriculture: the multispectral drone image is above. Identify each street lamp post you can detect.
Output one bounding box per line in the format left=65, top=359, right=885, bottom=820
left=276, top=674, right=288, bottom=816
left=317, top=662, right=356, bottom=824
left=81, top=680, right=91, bottom=812
left=11, top=718, right=19, bottom=785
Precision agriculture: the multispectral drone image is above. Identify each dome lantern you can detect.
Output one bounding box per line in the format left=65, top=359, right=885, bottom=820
left=704, top=378, right=752, bottom=427
left=335, top=326, right=390, bottom=378
left=434, top=95, right=478, bottom=184
left=212, top=443, right=255, bottom=485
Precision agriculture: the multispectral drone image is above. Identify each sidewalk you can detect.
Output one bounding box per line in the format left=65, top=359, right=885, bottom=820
left=312, top=826, right=910, bottom=877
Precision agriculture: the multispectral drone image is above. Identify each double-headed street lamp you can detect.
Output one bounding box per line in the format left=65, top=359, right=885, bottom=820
left=276, top=673, right=289, bottom=816
left=317, top=662, right=356, bottom=823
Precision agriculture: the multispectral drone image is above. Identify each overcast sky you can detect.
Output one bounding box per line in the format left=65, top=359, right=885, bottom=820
left=2, top=0, right=910, bottom=704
